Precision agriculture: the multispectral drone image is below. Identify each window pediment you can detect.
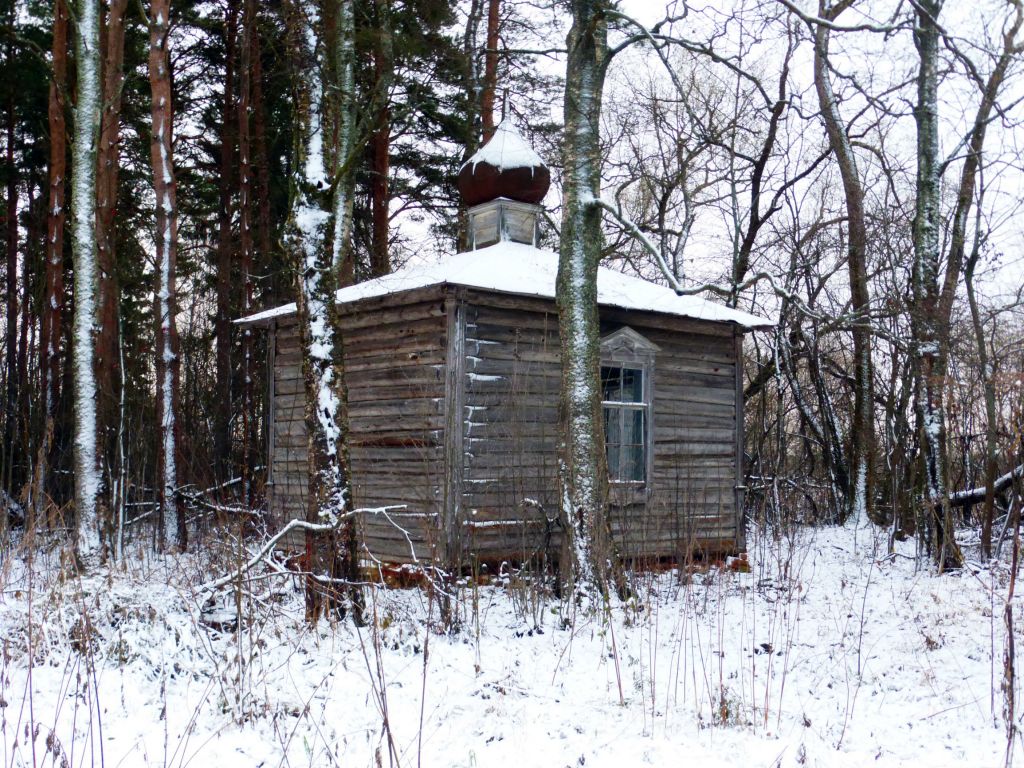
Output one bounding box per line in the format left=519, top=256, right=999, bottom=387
left=600, top=327, right=660, bottom=360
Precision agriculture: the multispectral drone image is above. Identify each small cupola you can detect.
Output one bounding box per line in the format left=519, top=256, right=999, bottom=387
left=458, top=119, right=550, bottom=249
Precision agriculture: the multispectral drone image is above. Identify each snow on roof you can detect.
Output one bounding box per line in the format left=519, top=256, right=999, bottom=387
left=238, top=242, right=773, bottom=330
left=459, top=119, right=545, bottom=174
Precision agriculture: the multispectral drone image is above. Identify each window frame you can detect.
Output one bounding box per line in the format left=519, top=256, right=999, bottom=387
left=599, top=327, right=658, bottom=487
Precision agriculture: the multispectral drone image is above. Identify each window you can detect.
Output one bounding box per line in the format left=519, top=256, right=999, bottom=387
left=602, top=365, right=648, bottom=482
left=471, top=207, right=499, bottom=248
left=502, top=207, right=536, bottom=245
left=600, top=327, right=658, bottom=484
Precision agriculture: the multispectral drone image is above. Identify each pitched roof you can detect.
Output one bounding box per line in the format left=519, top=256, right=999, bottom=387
left=237, top=242, right=773, bottom=330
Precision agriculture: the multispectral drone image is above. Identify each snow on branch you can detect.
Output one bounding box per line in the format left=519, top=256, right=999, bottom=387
left=586, top=195, right=816, bottom=321
left=950, top=464, right=1024, bottom=507
left=775, top=0, right=902, bottom=34
left=197, top=505, right=405, bottom=594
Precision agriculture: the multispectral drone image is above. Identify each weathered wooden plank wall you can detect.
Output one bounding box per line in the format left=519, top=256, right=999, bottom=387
left=267, top=291, right=450, bottom=562
left=602, top=308, right=739, bottom=558
left=266, top=286, right=743, bottom=568
left=454, top=293, right=741, bottom=565
left=458, top=292, right=563, bottom=565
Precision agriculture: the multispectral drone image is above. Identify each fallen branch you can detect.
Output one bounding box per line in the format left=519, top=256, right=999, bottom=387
left=197, top=505, right=405, bottom=594
left=951, top=464, right=1024, bottom=508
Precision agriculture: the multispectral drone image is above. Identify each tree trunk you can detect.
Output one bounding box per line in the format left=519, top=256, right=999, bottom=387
left=32, top=0, right=69, bottom=524
left=369, top=0, right=392, bottom=278
left=285, top=0, right=359, bottom=623
left=329, top=0, right=357, bottom=288
left=214, top=0, right=238, bottom=479
left=812, top=3, right=876, bottom=525
left=250, top=11, right=275, bottom=293
left=966, top=241, right=999, bottom=558
left=456, top=0, right=484, bottom=252
left=70, top=0, right=104, bottom=562
left=942, top=2, right=1021, bottom=557
left=148, top=0, right=184, bottom=551
left=480, top=0, right=500, bottom=140
left=95, top=0, right=128, bottom=526
left=34, top=0, right=69, bottom=526
left=3, top=23, right=18, bottom=501
left=911, top=0, right=960, bottom=571
left=557, top=0, right=612, bottom=604
left=238, top=0, right=256, bottom=502
left=331, top=0, right=361, bottom=617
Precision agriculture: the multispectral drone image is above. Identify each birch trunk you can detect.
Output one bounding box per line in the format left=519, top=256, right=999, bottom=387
left=148, top=0, right=184, bottom=551
left=285, top=0, right=359, bottom=623
left=70, top=0, right=104, bottom=562
left=328, top=0, right=357, bottom=286
left=331, top=0, right=361, bottom=609
left=812, top=2, right=875, bottom=525
left=557, top=0, right=611, bottom=604
left=911, top=0, right=961, bottom=570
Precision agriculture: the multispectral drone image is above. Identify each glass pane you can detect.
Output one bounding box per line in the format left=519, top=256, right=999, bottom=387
left=621, top=368, right=643, bottom=402
left=503, top=208, right=536, bottom=245
left=623, top=445, right=645, bottom=481
left=625, top=408, right=645, bottom=444
left=603, top=406, right=621, bottom=446
left=472, top=208, right=498, bottom=248
left=601, top=367, right=621, bottom=402
left=606, top=442, right=620, bottom=479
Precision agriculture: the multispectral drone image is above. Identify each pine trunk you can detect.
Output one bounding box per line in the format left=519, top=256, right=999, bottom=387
left=250, top=14, right=275, bottom=293
left=71, top=0, right=104, bottom=562
left=238, top=0, right=256, bottom=501
left=3, top=28, right=18, bottom=500
left=214, top=0, right=238, bottom=479
left=95, top=0, right=128, bottom=522
left=369, top=0, right=392, bottom=278
left=34, top=0, right=69, bottom=525
left=148, top=0, right=184, bottom=551
left=480, top=0, right=500, bottom=140
left=456, top=0, right=484, bottom=252
left=557, top=0, right=612, bottom=604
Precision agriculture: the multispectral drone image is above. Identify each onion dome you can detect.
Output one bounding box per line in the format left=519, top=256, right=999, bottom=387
left=458, top=119, right=550, bottom=207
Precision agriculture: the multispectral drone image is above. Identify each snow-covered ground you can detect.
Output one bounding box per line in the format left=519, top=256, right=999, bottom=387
left=1, top=522, right=1020, bottom=767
